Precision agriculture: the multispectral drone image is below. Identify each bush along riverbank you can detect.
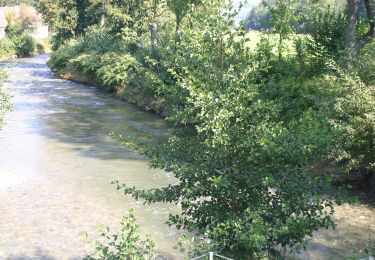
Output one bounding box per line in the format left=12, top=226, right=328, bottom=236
left=42, top=0, right=375, bottom=257
left=47, top=28, right=176, bottom=117
left=0, top=70, right=11, bottom=128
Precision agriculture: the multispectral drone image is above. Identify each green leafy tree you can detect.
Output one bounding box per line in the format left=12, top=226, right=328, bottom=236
left=90, top=0, right=150, bottom=41
left=262, top=0, right=298, bottom=59
left=115, top=1, right=339, bottom=258
left=5, top=12, right=37, bottom=56
left=166, top=0, right=202, bottom=45
left=36, top=0, right=78, bottom=49
left=331, top=65, right=375, bottom=176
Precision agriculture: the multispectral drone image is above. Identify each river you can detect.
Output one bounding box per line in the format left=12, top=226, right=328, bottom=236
left=0, top=56, right=374, bottom=259
left=0, top=56, right=181, bottom=259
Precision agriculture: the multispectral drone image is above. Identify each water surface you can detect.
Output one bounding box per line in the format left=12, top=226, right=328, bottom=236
left=0, top=56, right=181, bottom=259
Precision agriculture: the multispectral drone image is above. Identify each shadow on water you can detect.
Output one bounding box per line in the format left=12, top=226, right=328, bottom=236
left=5, top=247, right=78, bottom=260
left=4, top=56, right=170, bottom=161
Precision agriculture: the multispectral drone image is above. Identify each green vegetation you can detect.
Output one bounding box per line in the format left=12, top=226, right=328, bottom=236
left=5, top=16, right=36, bottom=57
left=7, top=17, right=34, bottom=56
left=40, top=0, right=375, bottom=258
left=0, top=70, right=10, bottom=128
left=0, top=6, right=50, bottom=59
left=0, top=0, right=35, bottom=6
left=0, top=37, right=15, bottom=58
left=366, top=234, right=375, bottom=259
left=47, top=32, right=170, bottom=114
left=244, top=0, right=346, bottom=32
left=84, top=210, right=155, bottom=260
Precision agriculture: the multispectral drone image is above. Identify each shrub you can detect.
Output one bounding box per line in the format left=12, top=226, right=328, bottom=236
left=304, top=8, right=346, bottom=72
left=353, top=41, right=375, bottom=85
left=330, top=67, right=375, bottom=174
left=16, top=34, right=36, bottom=57
left=83, top=210, right=156, bottom=260
left=36, top=42, right=45, bottom=54
left=48, top=33, right=171, bottom=113
left=5, top=17, right=32, bottom=40
left=0, top=70, right=11, bottom=128
left=48, top=40, right=80, bottom=71
left=96, top=53, right=141, bottom=90
left=0, top=37, right=15, bottom=57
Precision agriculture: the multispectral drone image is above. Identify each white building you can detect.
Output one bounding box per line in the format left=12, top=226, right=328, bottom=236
left=0, top=13, right=7, bottom=38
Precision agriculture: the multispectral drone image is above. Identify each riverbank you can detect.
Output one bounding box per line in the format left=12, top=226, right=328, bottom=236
left=0, top=69, right=10, bottom=128
left=49, top=59, right=173, bottom=118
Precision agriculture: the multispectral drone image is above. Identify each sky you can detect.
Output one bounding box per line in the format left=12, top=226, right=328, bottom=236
left=232, top=0, right=261, bottom=21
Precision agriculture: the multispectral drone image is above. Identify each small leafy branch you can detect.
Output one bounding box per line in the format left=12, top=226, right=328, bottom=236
left=84, top=209, right=156, bottom=260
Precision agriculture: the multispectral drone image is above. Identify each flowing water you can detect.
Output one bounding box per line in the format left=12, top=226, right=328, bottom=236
left=0, top=56, right=374, bottom=260
left=0, top=56, right=181, bottom=259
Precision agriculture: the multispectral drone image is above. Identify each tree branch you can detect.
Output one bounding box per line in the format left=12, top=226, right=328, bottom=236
left=362, top=0, right=375, bottom=44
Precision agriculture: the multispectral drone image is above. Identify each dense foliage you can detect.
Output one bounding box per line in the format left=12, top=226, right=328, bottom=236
left=43, top=0, right=375, bottom=258
left=244, top=0, right=346, bottom=33
left=0, top=0, right=35, bottom=6
left=47, top=28, right=171, bottom=115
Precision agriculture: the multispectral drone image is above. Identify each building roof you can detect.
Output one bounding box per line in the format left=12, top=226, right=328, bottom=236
left=20, top=5, right=43, bottom=21
left=0, top=5, right=43, bottom=24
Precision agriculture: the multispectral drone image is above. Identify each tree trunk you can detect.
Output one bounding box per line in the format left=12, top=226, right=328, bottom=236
left=175, top=15, right=182, bottom=46
left=345, top=0, right=360, bottom=58
left=150, top=22, right=158, bottom=47
left=362, top=0, right=375, bottom=44
left=100, top=15, right=105, bottom=28
left=150, top=0, right=159, bottom=57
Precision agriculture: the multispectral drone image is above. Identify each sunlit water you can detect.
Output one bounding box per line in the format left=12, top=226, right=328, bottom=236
left=0, top=56, right=374, bottom=259
left=0, top=56, right=181, bottom=259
